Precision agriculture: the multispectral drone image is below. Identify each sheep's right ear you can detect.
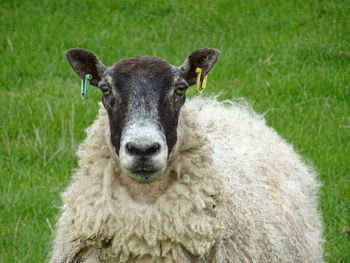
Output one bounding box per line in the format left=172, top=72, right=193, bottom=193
left=65, top=48, right=107, bottom=86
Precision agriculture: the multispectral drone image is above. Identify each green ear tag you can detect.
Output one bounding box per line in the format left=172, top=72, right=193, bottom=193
left=81, top=74, right=92, bottom=99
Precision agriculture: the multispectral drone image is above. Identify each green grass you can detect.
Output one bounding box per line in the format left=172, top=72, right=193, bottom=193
left=0, top=0, right=349, bottom=262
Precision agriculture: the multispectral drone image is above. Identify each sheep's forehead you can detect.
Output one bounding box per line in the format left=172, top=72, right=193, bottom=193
left=102, top=56, right=182, bottom=92
left=113, top=56, right=172, bottom=76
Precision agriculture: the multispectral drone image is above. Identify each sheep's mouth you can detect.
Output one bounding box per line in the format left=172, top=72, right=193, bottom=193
left=125, top=167, right=162, bottom=184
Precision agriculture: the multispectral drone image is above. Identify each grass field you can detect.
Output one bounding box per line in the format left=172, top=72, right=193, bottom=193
left=0, top=0, right=349, bottom=262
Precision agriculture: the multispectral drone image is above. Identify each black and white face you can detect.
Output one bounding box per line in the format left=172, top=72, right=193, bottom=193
left=100, top=58, right=187, bottom=183
left=66, top=48, right=219, bottom=184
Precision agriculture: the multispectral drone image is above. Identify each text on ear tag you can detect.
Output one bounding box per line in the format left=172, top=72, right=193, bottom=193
left=195, top=67, right=208, bottom=93
left=81, top=74, right=92, bottom=99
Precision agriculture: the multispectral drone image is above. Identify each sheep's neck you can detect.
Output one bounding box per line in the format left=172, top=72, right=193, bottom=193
left=118, top=169, right=175, bottom=204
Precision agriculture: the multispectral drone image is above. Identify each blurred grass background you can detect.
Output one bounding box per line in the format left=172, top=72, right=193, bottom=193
left=0, top=0, right=349, bottom=262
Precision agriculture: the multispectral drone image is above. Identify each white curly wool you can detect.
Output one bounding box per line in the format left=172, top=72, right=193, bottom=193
left=49, top=97, right=323, bottom=263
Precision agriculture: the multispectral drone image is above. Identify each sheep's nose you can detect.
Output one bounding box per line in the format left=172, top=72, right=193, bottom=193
left=125, top=142, right=161, bottom=158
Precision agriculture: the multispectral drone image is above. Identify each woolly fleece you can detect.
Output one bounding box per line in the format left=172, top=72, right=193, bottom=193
left=49, top=97, right=323, bottom=263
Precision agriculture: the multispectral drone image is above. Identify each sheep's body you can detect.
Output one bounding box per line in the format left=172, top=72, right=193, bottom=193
left=50, top=97, right=323, bottom=263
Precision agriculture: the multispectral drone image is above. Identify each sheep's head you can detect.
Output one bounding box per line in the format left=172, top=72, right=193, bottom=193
left=66, top=48, right=219, bottom=184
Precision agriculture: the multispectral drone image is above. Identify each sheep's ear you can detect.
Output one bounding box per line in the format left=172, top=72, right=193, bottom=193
left=65, top=48, right=107, bottom=86
left=179, top=48, right=220, bottom=86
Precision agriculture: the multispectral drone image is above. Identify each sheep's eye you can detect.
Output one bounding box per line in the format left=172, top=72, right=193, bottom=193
left=103, top=90, right=111, bottom=96
left=175, top=85, right=187, bottom=95
left=101, top=86, right=111, bottom=96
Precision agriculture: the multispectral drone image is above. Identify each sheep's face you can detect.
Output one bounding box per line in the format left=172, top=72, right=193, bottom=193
left=66, top=48, right=219, bottom=184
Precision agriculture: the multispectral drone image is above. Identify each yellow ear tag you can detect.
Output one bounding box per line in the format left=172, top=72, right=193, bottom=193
left=195, top=67, right=208, bottom=93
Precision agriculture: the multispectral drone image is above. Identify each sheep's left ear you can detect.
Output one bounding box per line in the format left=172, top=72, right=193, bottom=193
left=179, top=48, right=220, bottom=86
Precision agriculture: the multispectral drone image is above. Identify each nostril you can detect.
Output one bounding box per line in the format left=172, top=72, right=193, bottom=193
left=147, top=143, right=161, bottom=155
left=125, top=142, right=161, bottom=157
left=125, top=142, right=136, bottom=155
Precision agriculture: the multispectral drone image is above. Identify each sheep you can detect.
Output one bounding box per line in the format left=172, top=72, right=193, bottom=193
left=49, top=48, right=324, bottom=263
